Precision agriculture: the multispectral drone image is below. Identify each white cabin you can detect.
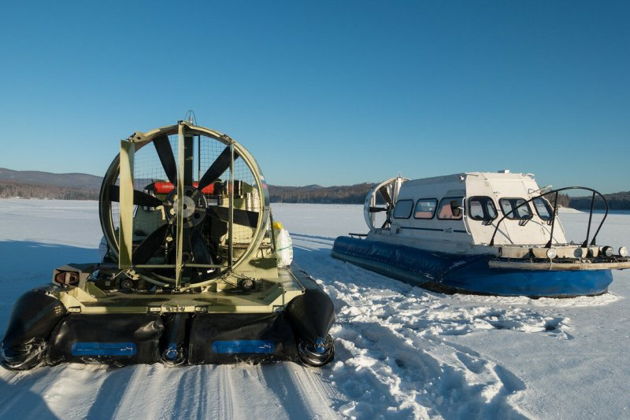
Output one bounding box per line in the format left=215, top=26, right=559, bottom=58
left=367, top=172, right=568, bottom=255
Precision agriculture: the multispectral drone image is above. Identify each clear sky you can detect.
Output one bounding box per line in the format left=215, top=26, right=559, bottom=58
left=0, top=1, right=628, bottom=192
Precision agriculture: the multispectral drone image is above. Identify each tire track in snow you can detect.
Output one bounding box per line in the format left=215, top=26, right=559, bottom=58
left=98, top=365, right=185, bottom=420
left=261, top=362, right=341, bottom=419
left=162, top=365, right=238, bottom=420
left=0, top=364, right=112, bottom=419
left=0, top=360, right=339, bottom=420
left=286, top=363, right=340, bottom=419
left=165, top=364, right=330, bottom=420
left=93, top=364, right=156, bottom=419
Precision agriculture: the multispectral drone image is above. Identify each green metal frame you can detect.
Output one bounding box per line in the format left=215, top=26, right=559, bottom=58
left=102, top=121, right=271, bottom=289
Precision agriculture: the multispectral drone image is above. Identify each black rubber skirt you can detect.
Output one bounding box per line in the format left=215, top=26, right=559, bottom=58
left=1, top=284, right=335, bottom=369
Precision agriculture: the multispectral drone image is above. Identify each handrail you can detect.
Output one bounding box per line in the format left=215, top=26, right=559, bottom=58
left=489, top=186, right=609, bottom=247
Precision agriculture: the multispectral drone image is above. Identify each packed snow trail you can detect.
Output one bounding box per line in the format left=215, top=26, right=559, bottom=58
left=1, top=200, right=629, bottom=419
left=0, top=363, right=339, bottom=420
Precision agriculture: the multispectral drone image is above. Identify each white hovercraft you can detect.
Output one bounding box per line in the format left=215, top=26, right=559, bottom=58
left=332, top=171, right=630, bottom=297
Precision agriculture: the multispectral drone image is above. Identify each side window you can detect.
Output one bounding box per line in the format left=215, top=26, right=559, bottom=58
left=393, top=199, right=414, bottom=219
left=437, top=197, right=464, bottom=220
left=533, top=197, right=553, bottom=221
left=499, top=198, right=532, bottom=220
left=467, top=196, right=498, bottom=221
left=414, top=199, right=437, bottom=219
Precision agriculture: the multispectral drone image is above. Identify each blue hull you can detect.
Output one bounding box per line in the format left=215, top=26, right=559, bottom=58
left=331, top=236, right=613, bottom=297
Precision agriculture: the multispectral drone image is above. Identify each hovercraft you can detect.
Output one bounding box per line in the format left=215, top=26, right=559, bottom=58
left=1, top=119, right=335, bottom=370
left=332, top=171, right=630, bottom=297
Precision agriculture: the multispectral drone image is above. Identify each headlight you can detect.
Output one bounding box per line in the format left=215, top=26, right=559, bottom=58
left=601, top=246, right=614, bottom=258
left=53, top=271, right=79, bottom=286
left=619, top=247, right=629, bottom=257
left=546, top=248, right=557, bottom=259
left=574, top=248, right=588, bottom=258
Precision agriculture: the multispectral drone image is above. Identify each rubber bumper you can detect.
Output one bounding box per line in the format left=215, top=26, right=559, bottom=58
left=47, top=314, right=164, bottom=365
left=2, top=280, right=335, bottom=368
left=1, top=288, right=66, bottom=370
left=188, top=313, right=299, bottom=364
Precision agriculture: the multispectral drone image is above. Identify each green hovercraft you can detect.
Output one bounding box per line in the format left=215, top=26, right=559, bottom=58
left=1, top=119, right=335, bottom=369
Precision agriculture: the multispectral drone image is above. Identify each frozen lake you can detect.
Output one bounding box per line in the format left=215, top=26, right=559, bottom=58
left=0, top=199, right=629, bottom=419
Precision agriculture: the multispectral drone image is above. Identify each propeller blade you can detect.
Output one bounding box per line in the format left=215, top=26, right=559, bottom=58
left=198, top=147, right=240, bottom=190
left=207, top=206, right=259, bottom=228
left=191, top=229, right=213, bottom=264
left=153, top=135, right=178, bottom=185
left=109, top=185, right=163, bottom=208
left=378, top=185, right=393, bottom=206
left=369, top=207, right=388, bottom=213
left=133, top=224, right=169, bottom=265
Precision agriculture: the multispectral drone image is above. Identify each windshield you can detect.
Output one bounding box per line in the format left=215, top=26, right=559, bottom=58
left=468, top=196, right=498, bottom=221
left=533, top=197, right=554, bottom=221
left=499, top=198, right=532, bottom=220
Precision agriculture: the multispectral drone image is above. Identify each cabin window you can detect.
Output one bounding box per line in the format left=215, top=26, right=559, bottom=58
left=437, top=197, right=464, bottom=220
left=414, top=199, right=437, bottom=219
left=467, top=196, right=497, bottom=221
left=533, top=197, right=554, bottom=221
left=393, top=199, right=414, bottom=219
left=499, top=198, right=532, bottom=220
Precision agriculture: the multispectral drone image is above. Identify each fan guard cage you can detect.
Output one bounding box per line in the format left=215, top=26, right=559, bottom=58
left=98, top=122, right=269, bottom=288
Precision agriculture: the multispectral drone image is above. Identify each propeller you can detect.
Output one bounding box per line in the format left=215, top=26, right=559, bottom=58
left=153, top=135, right=178, bottom=185
left=109, top=185, right=163, bottom=208
left=132, top=224, right=170, bottom=264
left=114, top=130, right=254, bottom=273
left=191, top=229, right=213, bottom=264
left=198, top=146, right=240, bottom=190
left=378, top=185, right=393, bottom=207
left=378, top=184, right=395, bottom=229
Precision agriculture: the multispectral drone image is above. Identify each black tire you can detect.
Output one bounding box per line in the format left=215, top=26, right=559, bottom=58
left=1, top=341, right=46, bottom=371
left=161, top=344, right=186, bottom=366
left=297, top=334, right=335, bottom=367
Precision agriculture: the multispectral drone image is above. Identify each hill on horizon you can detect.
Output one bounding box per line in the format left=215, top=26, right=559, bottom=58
left=1, top=168, right=629, bottom=209
left=0, top=168, right=374, bottom=203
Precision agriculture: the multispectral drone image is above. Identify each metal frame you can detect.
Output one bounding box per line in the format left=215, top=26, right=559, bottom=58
left=364, top=176, right=409, bottom=231
left=489, top=186, right=608, bottom=247
left=98, top=121, right=270, bottom=288
left=498, top=197, right=533, bottom=220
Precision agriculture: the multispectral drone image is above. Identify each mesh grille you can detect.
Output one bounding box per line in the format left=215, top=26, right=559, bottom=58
left=108, top=132, right=261, bottom=256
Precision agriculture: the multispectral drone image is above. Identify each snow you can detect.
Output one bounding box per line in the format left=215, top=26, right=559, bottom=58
left=557, top=207, right=583, bottom=214
left=1, top=199, right=629, bottom=419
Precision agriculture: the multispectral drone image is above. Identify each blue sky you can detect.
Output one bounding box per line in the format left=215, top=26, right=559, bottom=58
left=0, top=1, right=628, bottom=192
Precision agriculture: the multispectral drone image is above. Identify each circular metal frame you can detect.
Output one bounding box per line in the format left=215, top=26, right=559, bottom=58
left=98, top=122, right=270, bottom=286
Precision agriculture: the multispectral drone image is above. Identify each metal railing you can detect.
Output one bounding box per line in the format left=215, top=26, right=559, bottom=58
left=489, top=186, right=608, bottom=247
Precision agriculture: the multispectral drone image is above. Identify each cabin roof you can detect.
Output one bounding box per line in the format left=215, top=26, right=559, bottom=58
left=403, top=171, right=534, bottom=188
left=466, top=171, right=535, bottom=181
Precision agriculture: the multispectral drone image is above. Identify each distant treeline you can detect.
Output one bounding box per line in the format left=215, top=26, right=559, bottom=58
left=2, top=180, right=630, bottom=210
left=0, top=181, right=98, bottom=200
left=568, top=191, right=630, bottom=211
left=268, top=183, right=374, bottom=204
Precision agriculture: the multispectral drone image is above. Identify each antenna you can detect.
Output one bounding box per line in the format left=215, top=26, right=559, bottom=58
left=183, top=110, right=201, bottom=179
left=184, top=110, right=197, bottom=125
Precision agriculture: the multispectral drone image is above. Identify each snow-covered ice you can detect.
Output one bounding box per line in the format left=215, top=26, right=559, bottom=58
left=0, top=199, right=629, bottom=419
